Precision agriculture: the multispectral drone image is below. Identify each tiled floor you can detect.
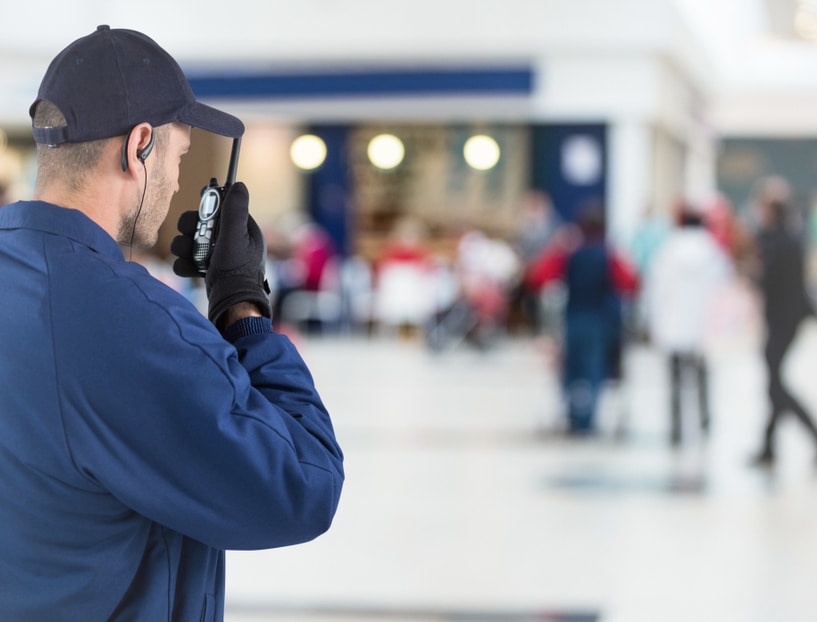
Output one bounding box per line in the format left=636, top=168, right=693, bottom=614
left=224, top=305, right=817, bottom=622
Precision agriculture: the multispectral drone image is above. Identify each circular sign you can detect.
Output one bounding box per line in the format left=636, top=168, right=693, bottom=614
left=561, top=135, right=602, bottom=186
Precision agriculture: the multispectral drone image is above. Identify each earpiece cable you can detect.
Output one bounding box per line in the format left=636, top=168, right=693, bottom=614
left=128, top=159, right=148, bottom=261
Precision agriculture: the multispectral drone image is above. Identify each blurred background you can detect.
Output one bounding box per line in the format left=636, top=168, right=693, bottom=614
left=5, top=1, right=817, bottom=620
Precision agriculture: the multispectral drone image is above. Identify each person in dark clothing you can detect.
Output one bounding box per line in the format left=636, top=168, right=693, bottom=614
left=750, top=176, right=817, bottom=466
left=526, top=201, right=638, bottom=434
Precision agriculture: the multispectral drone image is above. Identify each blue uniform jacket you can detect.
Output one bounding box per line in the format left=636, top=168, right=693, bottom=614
left=0, top=201, right=345, bottom=621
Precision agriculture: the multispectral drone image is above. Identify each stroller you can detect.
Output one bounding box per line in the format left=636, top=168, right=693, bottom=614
left=426, top=230, right=519, bottom=352
left=425, top=275, right=509, bottom=351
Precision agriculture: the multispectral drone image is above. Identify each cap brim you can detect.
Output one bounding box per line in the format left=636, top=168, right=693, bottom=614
left=180, top=102, right=244, bottom=138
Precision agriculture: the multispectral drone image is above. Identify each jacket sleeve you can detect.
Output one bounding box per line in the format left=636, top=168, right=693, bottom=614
left=524, top=248, right=567, bottom=290
left=609, top=251, right=639, bottom=294
left=52, top=268, right=344, bottom=551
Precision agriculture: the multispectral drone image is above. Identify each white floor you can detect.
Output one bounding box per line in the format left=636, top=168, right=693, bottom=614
left=223, top=309, right=817, bottom=622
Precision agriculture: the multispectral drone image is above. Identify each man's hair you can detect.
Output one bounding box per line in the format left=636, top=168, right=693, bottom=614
left=576, top=198, right=606, bottom=238
left=33, top=101, right=110, bottom=191
left=33, top=100, right=167, bottom=192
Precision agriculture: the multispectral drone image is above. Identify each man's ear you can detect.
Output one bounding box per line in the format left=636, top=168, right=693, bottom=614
left=120, top=124, right=154, bottom=172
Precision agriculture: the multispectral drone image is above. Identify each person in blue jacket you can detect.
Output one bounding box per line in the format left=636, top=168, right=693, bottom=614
left=0, top=26, right=344, bottom=621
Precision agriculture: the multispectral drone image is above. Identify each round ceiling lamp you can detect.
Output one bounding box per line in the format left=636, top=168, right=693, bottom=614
left=463, top=134, right=500, bottom=171
left=290, top=134, right=327, bottom=171
left=367, top=134, right=405, bottom=170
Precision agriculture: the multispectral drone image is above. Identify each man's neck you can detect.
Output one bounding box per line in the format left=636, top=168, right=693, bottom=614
left=34, top=179, right=127, bottom=242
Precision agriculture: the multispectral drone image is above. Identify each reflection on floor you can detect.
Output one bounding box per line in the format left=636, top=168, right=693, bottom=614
left=225, top=322, right=817, bottom=622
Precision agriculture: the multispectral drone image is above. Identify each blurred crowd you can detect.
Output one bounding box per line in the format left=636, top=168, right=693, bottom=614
left=95, top=174, right=817, bottom=456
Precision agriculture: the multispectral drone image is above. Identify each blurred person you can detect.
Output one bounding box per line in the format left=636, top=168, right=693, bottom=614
left=644, top=200, right=733, bottom=446
left=512, top=190, right=562, bottom=334
left=515, top=190, right=561, bottom=262
left=806, top=195, right=817, bottom=300
left=270, top=213, right=339, bottom=332
left=0, top=26, right=344, bottom=621
left=525, top=201, right=638, bottom=434
left=748, top=176, right=817, bottom=466
left=703, top=192, right=755, bottom=277
left=457, top=228, right=520, bottom=343
left=374, top=216, right=438, bottom=336
left=629, top=201, right=670, bottom=278
left=375, top=215, right=434, bottom=271
left=628, top=201, right=670, bottom=341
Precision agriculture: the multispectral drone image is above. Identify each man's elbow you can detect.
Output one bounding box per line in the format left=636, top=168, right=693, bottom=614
left=237, top=462, right=344, bottom=551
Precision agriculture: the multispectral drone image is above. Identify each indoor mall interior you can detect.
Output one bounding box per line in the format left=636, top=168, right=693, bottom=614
left=2, top=1, right=817, bottom=620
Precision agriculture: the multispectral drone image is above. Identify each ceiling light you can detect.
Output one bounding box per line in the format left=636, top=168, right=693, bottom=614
left=367, top=134, right=405, bottom=170
left=290, top=134, right=327, bottom=171
left=463, top=134, right=500, bottom=171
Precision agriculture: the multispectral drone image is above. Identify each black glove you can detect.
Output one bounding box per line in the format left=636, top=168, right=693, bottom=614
left=171, top=182, right=271, bottom=327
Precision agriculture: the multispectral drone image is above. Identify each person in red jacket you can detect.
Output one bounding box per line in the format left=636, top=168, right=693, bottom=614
left=526, top=200, right=638, bottom=434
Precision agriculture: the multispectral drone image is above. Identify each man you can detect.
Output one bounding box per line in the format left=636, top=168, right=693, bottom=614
left=0, top=25, right=344, bottom=621
left=750, top=176, right=817, bottom=466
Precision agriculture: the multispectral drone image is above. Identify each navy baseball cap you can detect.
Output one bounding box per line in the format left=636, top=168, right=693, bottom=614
left=30, top=25, right=244, bottom=145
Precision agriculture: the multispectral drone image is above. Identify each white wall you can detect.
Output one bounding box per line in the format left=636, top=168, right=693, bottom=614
left=1, top=0, right=706, bottom=125
left=0, top=0, right=722, bottom=241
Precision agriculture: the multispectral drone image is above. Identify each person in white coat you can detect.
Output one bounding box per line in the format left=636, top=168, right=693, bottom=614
left=645, top=203, right=733, bottom=445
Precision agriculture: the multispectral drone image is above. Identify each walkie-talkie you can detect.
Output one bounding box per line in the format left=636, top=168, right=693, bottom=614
left=193, top=137, right=242, bottom=275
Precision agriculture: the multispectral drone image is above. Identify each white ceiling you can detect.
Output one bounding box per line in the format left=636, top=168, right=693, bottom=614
left=674, top=0, right=817, bottom=133
left=677, top=0, right=817, bottom=89
left=2, top=0, right=817, bottom=135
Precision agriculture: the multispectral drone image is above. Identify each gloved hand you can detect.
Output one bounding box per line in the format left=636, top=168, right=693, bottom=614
left=170, top=182, right=271, bottom=328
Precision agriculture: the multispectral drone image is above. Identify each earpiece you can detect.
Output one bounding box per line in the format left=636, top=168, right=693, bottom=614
left=138, top=131, right=155, bottom=162
left=121, top=126, right=154, bottom=172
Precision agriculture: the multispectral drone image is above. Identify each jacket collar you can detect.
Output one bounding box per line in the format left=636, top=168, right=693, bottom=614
left=0, top=201, right=125, bottom=261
